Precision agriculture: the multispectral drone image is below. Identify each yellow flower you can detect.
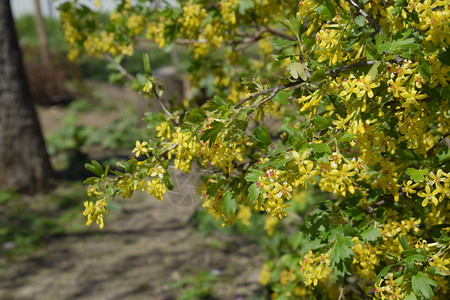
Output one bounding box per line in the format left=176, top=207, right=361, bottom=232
left=418, top=185, right=439, bottom=206
left=132, top=140, right=150, bottom=157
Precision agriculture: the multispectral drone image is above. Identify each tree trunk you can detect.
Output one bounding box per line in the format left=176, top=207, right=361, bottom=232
left=0, top=0, right=53, bottom=194
left=33, top=0, right=51, bottom=67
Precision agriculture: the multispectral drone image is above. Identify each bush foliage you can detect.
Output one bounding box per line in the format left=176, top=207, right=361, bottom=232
left=60, top=0, right=449, bottom=299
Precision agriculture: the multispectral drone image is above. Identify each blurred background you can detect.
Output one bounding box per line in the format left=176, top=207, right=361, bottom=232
left=0, top=1, right=268, bottom=299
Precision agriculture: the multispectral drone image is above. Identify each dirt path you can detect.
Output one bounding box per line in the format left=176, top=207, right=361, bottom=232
left=0, top=82, right=264, bottom=300
left=0, top=191, right=263, bottom=300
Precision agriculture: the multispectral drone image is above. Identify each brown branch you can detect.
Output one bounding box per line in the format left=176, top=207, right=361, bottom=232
left=103, top=53, right=136, bottom=82
left=233, top=60, right=378, bottom=108
left=233, top=80, right=303, bottom=108
left=346, top=0, right=381, bottom=34
left=263, top=26, right=297, bottom=41
left=325, top=60, right=377, bottom=77
left=427, top=133, right=449, bottom=157
left=338, top=286, right=345, bottom=300
left=135, top=37, right=208, bottom=44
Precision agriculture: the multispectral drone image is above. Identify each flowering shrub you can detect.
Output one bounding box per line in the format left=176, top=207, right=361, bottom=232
left=61, top=0, right=449, bottom=298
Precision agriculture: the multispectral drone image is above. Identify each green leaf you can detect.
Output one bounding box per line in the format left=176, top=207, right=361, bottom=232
left=406, top=168, right=429, bottom=182
left=279, top=17, right=301, bottom=39
left=164, top=173, right=174, bottom=190
left=200, top=121, right=224, bottom=145
left=355, top=15, right=365, bottom=27
left=361, top=227, right=381, bottom=242
left=376, top=265, right=393, bottom=283
left=367, top=61, right=381, bottom=80
left=315, top=3, right=335, bottom=21
left=286, top=62, right=308, bottom=81
left=85, top=160, right=104, bottom=177
left=272, top=91, right=292, bottom=105
left=222, top=191, right=236, bottom=219
left=312, top=115, right=332, bottom=130
left=404, top=291, right=418, bottom=300
left=308, top=69, right=326, bottom=82
left=399, top=235, right=409, bottom=250
left=237, top=0, right=254, bottom=15
left=427, top=267, right=450, bottom=277
left=391, top=38, right=419, bottom=51
left=438, top=49, right=450, bottom=65
left=405, top=254, right=426, bottom=270
left=245, top=169, right=264, bottom=182
left=418, top=56, right=432, bottom=81
left=331, top=236, right=354, bottom=264
left=271, top=39, right=297, bottom=48
left=143, top=53, right=152, bottom=75
left=311, top=143, right=331, bottom=154
left=213, top=95, right=227, bottom=107
left=247, top=183, right=260, bottom=201
left=412, top=272, right=437, bottom=299
left=253, top=126, right=272, bottom=149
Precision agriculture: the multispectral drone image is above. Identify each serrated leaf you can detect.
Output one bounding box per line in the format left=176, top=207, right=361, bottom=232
left=253, top=126, right=272, bottom=148
left=245, top=169, right=264, bottom=182
left=237, top=0, right=254, bottom=15
left=315, top=3, right=335, bottom=21
left=406, top=168, right=429, bottom=182
left=308, top=69, right=326, bottom=82
left=405, top=254, right=426, bottom=270
left=312, top=115, right=332, bottom=130
left=247, top=182, right=260, bottom=201
left=222, top=191, right=236, bottom=219
left=200, top=121, right=224, bottom=145
left=418, top=56, right=432, bottom=81
left=412, top=272, right=437, bottom=299
left=361, top=227, right=381, bottom=242
left=311, top=143, right=331, bottom=154
left=286, top=62, right=308, bottom=81
left=404, top=292, right=418, bottom=300
left=271, top=39, right=297, bottom=48
left=331, top=237, right=354, bottom=264
left=427, top=267, right=450, bottom=277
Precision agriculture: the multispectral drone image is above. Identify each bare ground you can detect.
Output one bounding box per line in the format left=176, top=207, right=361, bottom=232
left=0, top=81, right=264, bottom=300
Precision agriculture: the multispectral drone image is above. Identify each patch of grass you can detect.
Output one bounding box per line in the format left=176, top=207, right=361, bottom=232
left=0, top=183, right=87, bottom=258
left=170, top=270, right=219, bottom=300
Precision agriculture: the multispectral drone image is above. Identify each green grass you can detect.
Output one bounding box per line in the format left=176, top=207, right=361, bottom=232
left=0, top=183, right=87, bottom=258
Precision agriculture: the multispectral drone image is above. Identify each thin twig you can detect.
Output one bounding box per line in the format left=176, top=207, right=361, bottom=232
left=233, top=81, right=302, bottom=108
left=152, top=84, right=172, bottom=117
left=263, top=26, right=297, bottom=41
left=233, top=60, right=378, bottom=108
left=253, top=86, right=284, bottom=108
left=103, top=53, right=137, bottom=82
left=427, top=133, right=449, bottom=157
left=338, top=286, right=345, bottom=300
left=346, top=0, right=381, bottom=34
left=427, top=249, right=449, bottom=263
left=325, top=60, right=377, bottom=77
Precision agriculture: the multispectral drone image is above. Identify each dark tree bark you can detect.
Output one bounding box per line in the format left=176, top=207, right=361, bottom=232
left=0, top=0, right=53, bottom=193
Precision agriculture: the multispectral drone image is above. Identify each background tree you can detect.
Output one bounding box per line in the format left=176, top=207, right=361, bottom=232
left=0, top=0, right=53, bottom=193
